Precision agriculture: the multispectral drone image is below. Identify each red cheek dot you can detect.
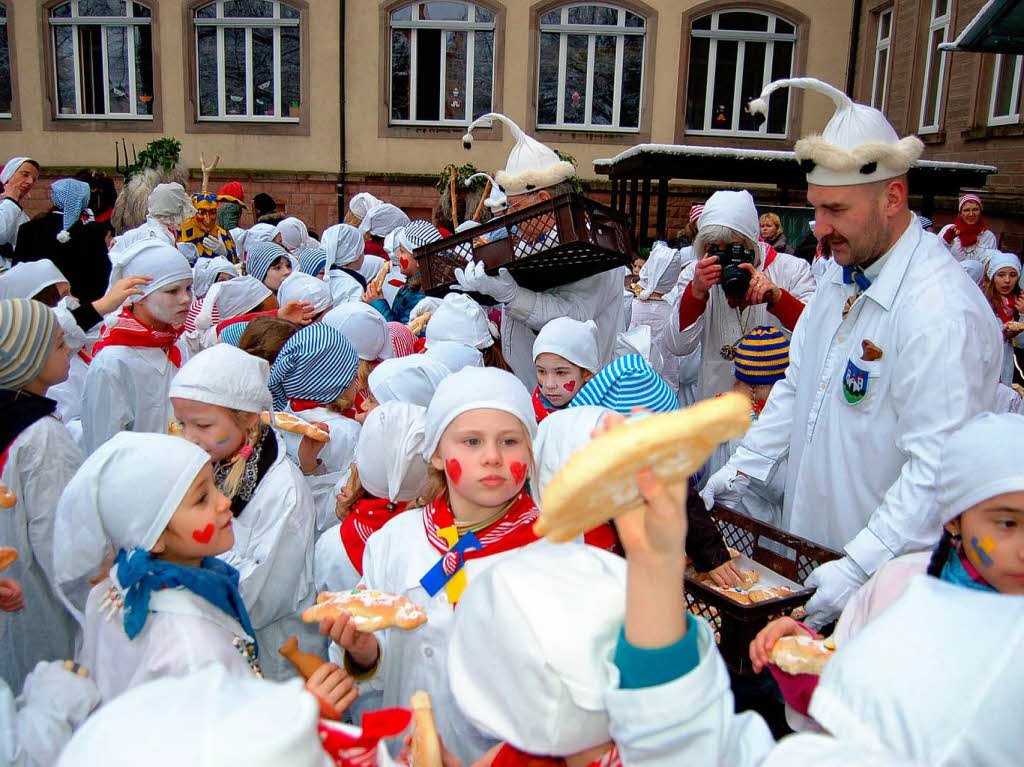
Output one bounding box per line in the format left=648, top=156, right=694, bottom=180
left=563, top=381, right=577, bottom=392
left=191, top=523, right=215, bottom=544
left=400, top=257, right=409, bottom=269
left=445, top=459, right=463, bottom=485
left=510, top=461, right=527, bottom=485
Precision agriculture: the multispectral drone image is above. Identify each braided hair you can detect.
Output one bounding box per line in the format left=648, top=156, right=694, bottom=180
left=220, top=416, right=263, bottom=499
left=927, top=527, right=956, bottom=578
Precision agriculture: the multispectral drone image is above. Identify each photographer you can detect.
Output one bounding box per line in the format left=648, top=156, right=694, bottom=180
left=667, top=190, right=816, bottom=400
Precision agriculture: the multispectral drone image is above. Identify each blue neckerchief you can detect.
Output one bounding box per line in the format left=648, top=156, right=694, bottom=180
left=939, top=546, right=997, bottom=594
left=537, top=389, right=562, bottom=412
left=842, top=265, right=872, bottom=292
left=114, top=548, right=258, bottom=652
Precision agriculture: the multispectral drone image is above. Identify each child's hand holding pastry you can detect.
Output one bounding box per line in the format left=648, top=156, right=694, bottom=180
left=318, top=611, right=381, bottom=670
left=748, top=616, right=822, bottom=674
left=304, top=662, right=359, bottom=719
left=298, top=421, right=330, bottom=475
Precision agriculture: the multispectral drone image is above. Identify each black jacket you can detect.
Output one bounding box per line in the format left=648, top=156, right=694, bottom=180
left=13, top=212, right=111, bottom=304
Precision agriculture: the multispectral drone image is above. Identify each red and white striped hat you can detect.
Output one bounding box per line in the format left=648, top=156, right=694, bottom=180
left=958, top=193, right=983, bottom=211
left=689, top=203, right=705, bottom=223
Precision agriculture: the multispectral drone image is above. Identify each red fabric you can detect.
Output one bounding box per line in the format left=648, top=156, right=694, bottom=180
left=215, top=309, right=276, bottom=335
left=531, top=386, right=553, bottom=423
left=387, top=322, right=418, bottom=357
left=93, top=208, right=112, bottom=223
left=493, top=745, right=621, bottom=767
left=995, top=295, right=1017, bottom=325
left=184, top=298, right=220, bottom=334
left=583, top=522, right=623, bottom=555
left=948, top=216, right=988, bottom=248
left=363, top=239, right=387, bottom=258
left=92, top=309, right=183, bottom=367
left=340, top=498, right=410, bottom=575
left=76, top=349, right=92, bottom=365
left=436, top=226, right=452, bottom=238
left=413, top=337, right=427, bottom=353
left=762, top=244, right=778, bottom=271
left=767, top=289, right=804, bottom=331
left=289, top=398, right=324, bottom=413
left=218, top=181, right=244, bottom=200
left=677, top=282, right=709, bottom=330
left=317, top=708, right=412, bottom=766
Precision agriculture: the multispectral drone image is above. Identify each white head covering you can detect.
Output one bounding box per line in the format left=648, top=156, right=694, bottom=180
left=985, top=250, right=1022, bottom=281
left=322, top=303, right=392, bottom=361
left=455, top=220, right=480, bottom=233
left=461, top=113, right=576, bottom=197
left=241, top=222, right=278, bottom=261
left=273, top=217, right=313, bottom=253
left=638, top=242, right=684, bottom=299
left=614, top=325, right=665, bottom=377
left=532, top=406, right=612, bottom=501
left=169, top=343, right=273, bottom=414
left=356, top=402, right=429, bottom=503
left=229, top=226, right=247, bottom=254
left=747, top=77, right=924, bottom=187
left=53, top=433, right=210, bottom=620
left=321, top=223, right=365, bottom=268
left=108, top=240, right=193, bottom=306
left=349, top=192, right=382, bottom=220
left=194, top=276, right=271, bottom=332
left=466, top=171, right=508, bottom=213
left=147, top=183, right=195, bottom=224
left=358, top=203, right=410, bottom=237
left=532, top=317, right=600, bottom=372
left=936, top=412, right=1024, bottom=525
left=422, top=340, right=483, bottom=372
left=277, top=271, right=333, bottom=315
left=698, top=190, right=760, bottom=245
left=384, top=228, right=403, bottom=266
left=960, top=259, right=985, bottom=285
left=369, top=355, right=451, bottom=408
left=56, top=666, right=325, bottom=767
left=53, top=296, right=87, bottom=353
left=422, top=366, right=535, bottom=459
left=425, top=293, right=493, bottom=350
left=449, top=543, right=626, bottom=755
left=0, top=259, right=67, bottom=300
left=1, top=157, right=34, bottom=184
left=192, top=256, right=237, bottom=299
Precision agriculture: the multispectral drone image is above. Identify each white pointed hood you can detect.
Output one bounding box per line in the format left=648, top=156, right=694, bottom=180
left=747, top=77, right=924, bottom=186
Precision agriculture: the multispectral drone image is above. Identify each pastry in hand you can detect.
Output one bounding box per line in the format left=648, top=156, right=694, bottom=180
left=409, top=691, right=443, bottom=767
left=0, top=484, right=15, bottom=509
left=301, top=589, right=428, bottom=632
left=407, top=311, right=431, bottom=335
left=261, top=411, right=330, bottom=442
left=770, top=634, right=835, bottom=675
left=0, top=547, right=17, bottom=573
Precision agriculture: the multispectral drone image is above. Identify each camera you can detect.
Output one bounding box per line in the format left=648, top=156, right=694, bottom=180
left=707, top=242, right=756, bottom=299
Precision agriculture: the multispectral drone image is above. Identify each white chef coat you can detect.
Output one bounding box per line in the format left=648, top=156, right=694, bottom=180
left=313, top=524, right=361, bottom=594
left=666, top=247, right=817, bottom=401
left=327, top=269, right=364, bottom=306
left=79, top=572, right=259, bottom=703
left=726, top=220, right=1002, bottom=576
left=502, top=268, right=627, bottom=390
left=0, top=417, right=82, bottom=692
left=47, top=355, right=88, bottom=448
left=81, top=344, right=182, bottom=454
left=357, top=254, right=387, bottom=284
left=937, top=224, right=997, bottom=263
left=629, top=298, right=680, bottom=393
left=220, top=431, right=324, bottom=681
left=0, top=199, right=28, bottom=265
left=108, top=217, right=177, bottom=258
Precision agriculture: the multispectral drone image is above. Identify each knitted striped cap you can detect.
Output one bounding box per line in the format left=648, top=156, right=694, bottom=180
left=689, top=203, right=705, bottom=223
left=568, top=353, right=677, bottom=415
left=0, top=298, right=59, bottom=389
left=958, top=193, right=982, bottom=212
left=297, top=247, right=328, bottom=277
left=267, top=323, right=359, bottom=410
left=399, top=220, right=443, bottom=253
left=246, top=241, right=290, bottom=283
left=733, top=326, right=790, bottom=385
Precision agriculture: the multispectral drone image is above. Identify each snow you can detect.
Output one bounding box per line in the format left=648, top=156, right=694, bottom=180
left=939, top=0, right=996, bottom=51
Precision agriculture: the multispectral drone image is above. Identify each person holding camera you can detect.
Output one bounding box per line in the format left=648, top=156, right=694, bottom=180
left=666, top=189, right=816, bottom=401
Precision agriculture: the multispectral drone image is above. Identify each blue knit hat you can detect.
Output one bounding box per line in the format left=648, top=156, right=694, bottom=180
left=733, top=326, right=790, bottom=385
left=268, top=323, right=359, bottom=409
left=246, top=241, right=290, bottom=284
left=219, top=321, right=250, bottom=348
left=51, top=178, right=91, bottom=243
left=297, top=247, right=328, bottom=278
left=569, top=354, right=677, bottom=414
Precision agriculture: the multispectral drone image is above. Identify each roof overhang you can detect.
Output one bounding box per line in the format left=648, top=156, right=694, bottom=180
left=939, top=0, right=1024, bottom=54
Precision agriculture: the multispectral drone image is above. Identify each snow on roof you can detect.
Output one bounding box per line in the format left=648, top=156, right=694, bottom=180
left=939, top=0, right=996, bottom=51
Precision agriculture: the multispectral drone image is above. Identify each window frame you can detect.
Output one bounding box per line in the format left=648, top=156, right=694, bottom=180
left=870, top=7, right=892, bottom=111
left=0, top=3, right=12, bottom=121
left=987, top=53, right=1023, bottom=127
left=918, top=0, right=951, bottom=134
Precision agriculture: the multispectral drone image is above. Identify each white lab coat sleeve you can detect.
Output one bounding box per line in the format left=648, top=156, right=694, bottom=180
left=81, top=359, right=134, bottom=454
left=604, top=619, right=776, bottom=767
left=345, top=530, right=388, bottom=693
left=664, top=262, right=703, bottom=357
left=504, top=273, right=602, bottom=331
left=776, top=255, right=817, bottom=302
left=760, top=733, right=917, bottom=766
left=979, top=230, right=998, bottom=250
left=0, top=200, right=26, bottom=249
left=844, top=315, right=1001, bottom=576
left=14, top=662, right=101, bottom=767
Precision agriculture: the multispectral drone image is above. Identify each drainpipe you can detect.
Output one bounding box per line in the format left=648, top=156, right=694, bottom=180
left=337, top=0, right=347, bottom=222
left=846, top=0, right=863, bottom=95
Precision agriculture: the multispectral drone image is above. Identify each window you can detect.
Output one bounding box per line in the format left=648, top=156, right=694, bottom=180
left=389, top=2, right=495, bottom=125
left=193, top=1, right=301, bottom=122
left=871, top=8, right=892, bottom=110
left=919, top=0, right=950, bottom=133
left=988, top=53, right=1023, bottom=126
left=48, top=1, right=154, bottom=119
left=0, top=4, right=10, bottom=117
left=686, top=9, right=796, bottom=137
left=536, top=4, right=645, bottom=132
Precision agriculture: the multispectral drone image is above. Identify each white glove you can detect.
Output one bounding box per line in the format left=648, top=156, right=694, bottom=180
left=699, top=466, right=750, bottom=511
left=203, top=235, right=229, bottom=257
left=382, top=271, right=407, bottom=309
left=803, top=556, right=868, bottom=630
left=453, top=260, right=519, bottom=304
left=410, top=296, right=442, bottom=320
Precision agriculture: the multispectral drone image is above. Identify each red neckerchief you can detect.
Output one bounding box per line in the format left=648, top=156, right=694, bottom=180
left=583, top=522, right=623, bottom=555
left=387, top=322, right=418, bottom=357
left=289, top=398, right=324, bottom=413
left=951, top=215, right=987, bottom=248
left=317, top=708, right=412, bottom=766
left=532, top=386, right=554, bottom=423
left=762, top=244, right=778, bottom=270
left=995, top=294, right=1016, bottom=325
left=184, top=298, right=220, bottom=334
left=340, top=497, right=409, bottom=575
left=493, top=744, right=621, bottom=767
left=341, top=389, right=374, bottom=421
left=92, top=309, right=183, bottom=367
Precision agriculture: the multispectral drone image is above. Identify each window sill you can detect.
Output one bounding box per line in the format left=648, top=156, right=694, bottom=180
left=531, top=126, right=650, bottom=145
left=686, top=129, right=789, bottom=140
left=379, top=123, right=503, bottom=141
left=197, top=116, right=301, bottom=123
left=918, top=131, right=946, bottom=145
left=962, top=123, right=1024, bottom=141
left=186, top=118, right=309, bottom=136
left=43, top=115, right=159, bottom=132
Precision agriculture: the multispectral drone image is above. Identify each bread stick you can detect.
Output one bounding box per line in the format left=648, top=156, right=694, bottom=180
left=260, top=411, right=330, bottom=442
left=409, top=691, right=443, bottom=767
left=301, top=589, right=428, bottom=633
left=372, top=261, right=391, bottom=294
left=407, top=311, right=431, bottom=335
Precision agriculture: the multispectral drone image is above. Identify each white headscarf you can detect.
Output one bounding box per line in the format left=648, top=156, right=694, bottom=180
left=349, top=192, right=382, bottom=220
left=194, top=276, right=271, bottom=332
left=358, top=203, right=410, bottom=237
left=422, top=340, right=482, bottom=373
left=53, top=296, right=88, bottom=353
left=368, top=355, right=451, bottom=408
left=614, top=325, right=665, bottom=378
left=985, top=250, right=1022, bottom=281
left=107, top=240, right=193, bottom=305
left=698, top=190, right=760, bottom=245
left=356, top=402, right=429, bottom=503
left=147, top=183, right=195, bottom=225
left=422, top=366, right=535, bottom=459
left=169, top=343, right=274, bottom=414
left=961, top=259, right=985, bottom=286
left=0, top=259, right=67, bottom=299
left=532, top=406, right=612, bottom=501
left=425, top=293, right=493, bottom=350
left=321, top=303, right=392, bottom=361
left=241, top=223, right=278, bottom=262
left=192, top=257, right=238, bottom=299
left=638, top=242, right=684, bottom=299
left=384, top=228, right=404, bottom=266
left=321, top=223, right=365, bottom=268
left=532, top=317, right=599, bottom=372
left=273, top=217, right=314, bottom=253
left=1, top=157, right=34, bottom=184
left=276, top=271, right=333, bottom=315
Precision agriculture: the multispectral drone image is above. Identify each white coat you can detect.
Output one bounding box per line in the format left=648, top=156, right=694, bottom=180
left=220, top=431, right=324, bottom=681
left=0, top=200, right=28, bottom=264
left=46, top=355, right=88, bottom=448
left=0, top=417, right=82, bottom=692
left=313, top=524, right=361, bottom=594
left=628, top=298, right=680, bottom=393
left=726, top=221, right=1002, bottom=576
left=502, top=269, right=627, bottom=390
left=81, top=345, right=181, bottom=454
left=937, top=224, right=997, bottom=262
left=108, top=217, right=176, bottom=258
left=357, top=254, right=387, bottom=284
left=667, top=249, right=817, bottom=400
left=79, top=573, right=260, bottom=703
left=327, top=269, right=364, bottom=306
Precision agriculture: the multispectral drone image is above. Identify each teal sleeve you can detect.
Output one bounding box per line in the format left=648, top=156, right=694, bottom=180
left=369, top=298, right=395, bottom=322
left=613, top=613, right=701, bottom=690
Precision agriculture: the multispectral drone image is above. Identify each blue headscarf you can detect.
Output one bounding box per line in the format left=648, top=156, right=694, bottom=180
left=219, top=321, right=250, bottom=347
left=569, top=354, right=678, bottom=414
left=268, top=323, right=359, bottom=410
left=114, top=548, right=257, bottom=652
left=50, top=178, right=92, bottom=242
left=297, top=246, right=328, bottom=277
left=246, top=241, right=290, bottom=284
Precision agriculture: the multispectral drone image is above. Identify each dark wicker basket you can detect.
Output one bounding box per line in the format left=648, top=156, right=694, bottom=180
left=417, top=193, right=633, bottom=301
left=687, top=505, right=842, bottom=674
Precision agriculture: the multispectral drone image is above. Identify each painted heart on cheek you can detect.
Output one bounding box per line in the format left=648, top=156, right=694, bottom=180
left=400, top=257, right=409, bottom=269
left=445, top=459, right=463, bottom=485
left=563, top=381, right=577, bottom=392
left=510, top=461, right=527, bottom=485
left=191, top=523, right=215, bottom=544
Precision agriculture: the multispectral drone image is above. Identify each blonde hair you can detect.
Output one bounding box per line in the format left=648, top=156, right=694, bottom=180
left=343, top=210, right=362, bottom=227
left=759, top=212, right=782, bottom=230
left=220, top=412, right=263, bottom=499
left=356, top=359, right=375, bottom=394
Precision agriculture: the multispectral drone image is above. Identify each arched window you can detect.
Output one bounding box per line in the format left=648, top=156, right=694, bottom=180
left=536, top=3, right=646, bottom=131
left=389, top=2, right=496, bottom=125
left=193, top=0, right=301, bottom=122
left=48, top=1, right=154, bottom=119
left=685, top=9, right=796, bottom=137
left=0, top=4, right=10, bottom=118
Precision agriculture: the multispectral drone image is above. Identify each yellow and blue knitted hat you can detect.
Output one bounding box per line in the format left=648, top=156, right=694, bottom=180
left=734, top=326, right=789, bottom=385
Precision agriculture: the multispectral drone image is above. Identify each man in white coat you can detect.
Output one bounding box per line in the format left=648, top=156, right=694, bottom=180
left=452, top=113, right=625, bottom=388
left=701, top=77, right=1002, bottom=628
left=0, top=157, right=40, bottom=265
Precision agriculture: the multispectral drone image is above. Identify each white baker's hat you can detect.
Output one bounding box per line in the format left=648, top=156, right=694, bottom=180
left=461, top=113, right=575, bottom=197
left=747, top=77, right=924, bottom=186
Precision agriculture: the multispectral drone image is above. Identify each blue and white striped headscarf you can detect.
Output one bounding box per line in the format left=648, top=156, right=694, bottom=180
left=219, top=321, right=249, bottom=348
left=51, top=178, right=92, bottom=242
left=297, top=247, right=328, bottom=277
left=246, top=241, right=290, bottom=284
left=268, top=323, right=359, bottom=409
left=569, top=354, right=677, bottom=414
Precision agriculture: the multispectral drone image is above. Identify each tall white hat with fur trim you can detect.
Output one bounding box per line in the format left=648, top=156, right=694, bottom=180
left=747, top=78, right=924, bottom=186
left=461, top=113, right=575, bottom=197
